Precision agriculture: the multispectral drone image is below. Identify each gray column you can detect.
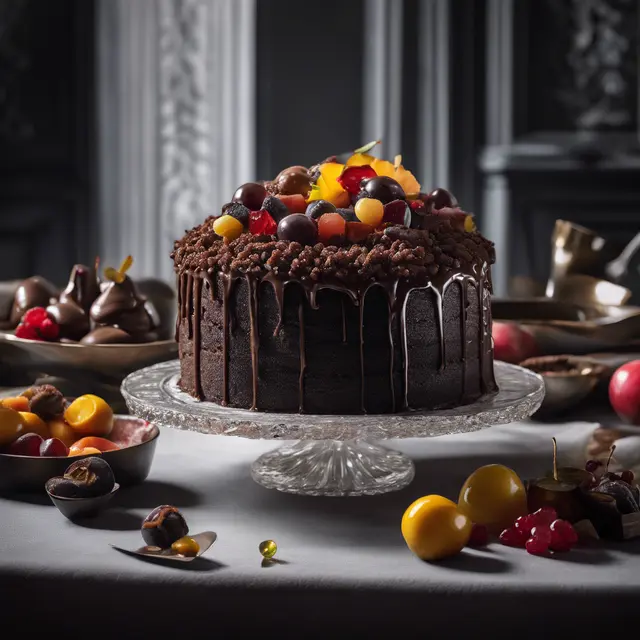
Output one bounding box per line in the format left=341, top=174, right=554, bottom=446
left=97, top=0, right=256, bottom=283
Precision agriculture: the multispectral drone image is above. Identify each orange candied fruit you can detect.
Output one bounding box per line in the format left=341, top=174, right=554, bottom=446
left=18, top=412, right=49, bottom=439
left=48, top=419, right=78, bottom=447
left=68, top=446, right=102, bottom=457
left=64, top=394, right=114, bottom=437
left=0, top=408, right=25, bottom=446
left=69, top=436, right=119, bottom=455
left=1, top=396, right=30, bottom=412
left=317, top=213, right=346, bottom=244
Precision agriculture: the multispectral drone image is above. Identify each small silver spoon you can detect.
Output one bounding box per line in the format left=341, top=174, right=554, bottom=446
left=111, top=531, right=217, bottom=563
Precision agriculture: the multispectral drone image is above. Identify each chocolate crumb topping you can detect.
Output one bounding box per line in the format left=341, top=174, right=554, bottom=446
left=171, top=216, right=495, bottom=287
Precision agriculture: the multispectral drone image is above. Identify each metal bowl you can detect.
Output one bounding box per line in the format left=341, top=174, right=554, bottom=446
left=0, top=416, right=159, bottom=495
left=519, top=355, right=609, bottom=417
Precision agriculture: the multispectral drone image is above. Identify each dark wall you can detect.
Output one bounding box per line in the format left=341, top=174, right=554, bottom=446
left=256, top=0, right=365, bottom=180
left=0, top=0, right=95, bottom=285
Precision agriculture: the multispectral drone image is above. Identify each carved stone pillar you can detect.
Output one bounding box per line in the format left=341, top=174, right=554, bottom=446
left=97, top=0, right=256, bottom=282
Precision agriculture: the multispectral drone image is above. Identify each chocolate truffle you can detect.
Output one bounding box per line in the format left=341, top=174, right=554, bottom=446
left=141, top=505, right=189, bottom=548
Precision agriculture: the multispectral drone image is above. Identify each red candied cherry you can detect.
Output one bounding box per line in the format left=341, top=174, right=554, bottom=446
left=383, top=199, right=411, bottom=226
left=499, top=526, right=528, bottom=548
left=8, top=433, right=43, bottom=456
left=317, top=212, right=346, bottom=244
left=550, top=519, right=578, bottom=546
left=525, top=536, right=550, bottom=556
left=549, top=528, right=571, bottom=553
left=467, top=523, right=489, bottom=547
left=40, top=437, right=69, bottom=457
left=15, top=323, right=41, bottom=340
left=514, top=514, right=535, bottom=536
left=249, top=210, right=277, bottom=236
left=336, top=165, right=377, bottom=195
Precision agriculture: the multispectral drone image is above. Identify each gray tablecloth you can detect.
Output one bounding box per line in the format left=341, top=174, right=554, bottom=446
left=2, top=421, right=640, bottom=637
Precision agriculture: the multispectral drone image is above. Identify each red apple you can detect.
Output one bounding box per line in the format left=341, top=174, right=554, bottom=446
left=609, top=360, right=640, bottom=424
left=492, top=322, right=538, bottom=364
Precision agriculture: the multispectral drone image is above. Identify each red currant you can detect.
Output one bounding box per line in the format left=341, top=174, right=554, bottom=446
left=530, top=525, right=552, bottom=545
left=468, top=523, right=489, bottom=547
left=550, top=519, right=578, bottom=546
left=525, top=536, right=549, bottom=556
left=531, top=506, right=557, bottom=526
left=499, top=527, right=528, bottom=548
left=514, top=515, right=535, bottom=536
left=549, top=529, right=571, bottom=552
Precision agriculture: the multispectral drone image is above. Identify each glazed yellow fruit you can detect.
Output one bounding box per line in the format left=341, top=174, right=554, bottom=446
left=458, top=464, right=528, bottom=533
left=0, top=408, right=25, bottom=446
left=48, top=419, right=78, bottom=447
left=18, top=412, right=49, bottom=439
left=213, top=214, right=244, bottom=241
left=354, top=198, right=384, bottom=227
left=64, top=394, right=114, bottom=437
left=171, top=536, right=200, bottom=557
left=401, top=495, right=472, bottom=561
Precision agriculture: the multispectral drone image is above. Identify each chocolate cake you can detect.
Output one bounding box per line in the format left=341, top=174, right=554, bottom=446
left=172, top=143, right=498, bottom=414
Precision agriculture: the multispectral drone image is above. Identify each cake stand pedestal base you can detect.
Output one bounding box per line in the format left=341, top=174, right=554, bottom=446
left=121, top=360, right=545, bottom=497
left=251, top=440, right=415, bottom=496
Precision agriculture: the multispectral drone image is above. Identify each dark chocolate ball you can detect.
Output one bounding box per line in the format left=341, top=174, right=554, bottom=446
left=359, top=176, right=406, bottom=204
left=232, top=182, right=268, bottom=211
left=429, top=188, right=458, bottom=210
left=275, top=170, right=312, bottom=197
left=63, top=457, right=115, bottom=497
left=305, top=200, right=336, bottom=220
left=277, top=213, right=318, bottom=246
left=141, top=505, right=189, bottom=548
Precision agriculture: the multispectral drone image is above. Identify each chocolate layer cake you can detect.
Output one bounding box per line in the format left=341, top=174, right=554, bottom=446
left=172, top=145, right=497, bottom=414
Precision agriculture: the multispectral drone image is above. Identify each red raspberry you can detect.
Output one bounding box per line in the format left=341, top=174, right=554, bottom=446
left=499, top=527, right=528, bottom=548
left=38, top=318, right=59, bottom=340
left=550, top=519, right=578, bottom=546
left=336, top=165, right=376, bottom=194
left=468, top=523, right=489, bottom=547
left=15, top=323, right=41, bottom=340
left=249, top=210, right=277, bottom=236
left=22, top=307, right=49, bottom=327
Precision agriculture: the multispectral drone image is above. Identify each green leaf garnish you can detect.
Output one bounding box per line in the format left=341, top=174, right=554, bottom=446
left=354, top=140, right=381, bottom=155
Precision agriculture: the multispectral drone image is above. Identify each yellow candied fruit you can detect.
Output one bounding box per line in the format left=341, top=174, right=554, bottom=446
left=346, top=152, right=376, bottom=166
left=0, top=408, right=25, bottom=446
left=18, top=412, right=49, bottom=439
left=259, top=539, right=277, bottom=559
left=64, top=394, right=114, bottom=437
left=213, top=214, right=244, bottom=241
left=464, top=215, right=476, bottom=232
left=354, top=198, right=384, bottom=227
left=171, top=536, right=200, bottom=557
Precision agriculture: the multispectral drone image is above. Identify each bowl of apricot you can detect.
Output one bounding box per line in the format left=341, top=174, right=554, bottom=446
left=0, top=386, right=159, bottom=494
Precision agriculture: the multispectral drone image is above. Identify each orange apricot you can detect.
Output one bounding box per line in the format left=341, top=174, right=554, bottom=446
left=0, top=408, right=26, bottom=446
left=18, top=412, right=49, bottom=439
left=64, top=394, right=113, bottom=436
left=69, top=437, right=119, bottom=455
left=68, top=446, right=102, bottom=457
left=1, top=396, right=30, bottom=412
left=48, top=419, right=78, bottom=447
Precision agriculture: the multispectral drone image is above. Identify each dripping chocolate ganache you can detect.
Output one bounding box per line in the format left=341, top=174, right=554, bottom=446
left=171, top=144, right=498, bottom=414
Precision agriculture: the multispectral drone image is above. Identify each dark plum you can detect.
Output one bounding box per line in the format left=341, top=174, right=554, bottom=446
left=277, top=213, right=318, bottom=246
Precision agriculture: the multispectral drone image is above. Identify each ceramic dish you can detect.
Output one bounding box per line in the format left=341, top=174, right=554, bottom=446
left=519, top=355, right=609, bottom=417
left=0, top=416, right=159, bottom=494
left=0, top=331, right=177, bottom=380
left=491, top=298, right=640, bottom=355
left=47, top=483, right=120, bottom=520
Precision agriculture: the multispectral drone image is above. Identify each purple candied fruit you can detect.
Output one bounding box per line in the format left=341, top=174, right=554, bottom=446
left=383, top=200, right=411, bottom=226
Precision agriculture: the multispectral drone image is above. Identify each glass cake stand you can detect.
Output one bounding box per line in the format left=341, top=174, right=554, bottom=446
left=121, top=360, right=544, bottom=497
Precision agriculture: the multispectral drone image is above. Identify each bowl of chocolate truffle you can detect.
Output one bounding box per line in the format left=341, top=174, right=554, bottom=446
left=0, top=256, right=177, bottom=381
left=0, top=384, right=159, bottom=494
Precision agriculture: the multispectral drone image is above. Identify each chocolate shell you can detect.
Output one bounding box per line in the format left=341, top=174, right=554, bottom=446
left=90, top=276, right=155, bottom=336
left=46, top=301, right=89, bottom=341
left=59, top=263, right=100, bottom=314
left=9, top=276, right=59, bottom=326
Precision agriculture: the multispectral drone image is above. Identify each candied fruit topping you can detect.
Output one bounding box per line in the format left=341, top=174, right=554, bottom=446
left=249, top=210, right=277, bottom=236
left=317, top=213, right=346, bottom=245
left=172, top=536, right=200, bottom=557
left=354, top=198, right=384, bottom=227
left=213, top=215, right=244, bottom=242
left=259, top=539, right=277, bottom=559
left=64, top=394, right=114, bottom=437
left=345, top=221, right=374, bottom=244
left=383, top=199, right=411, bottom=226
left=336, top=165, right=377, bottom=195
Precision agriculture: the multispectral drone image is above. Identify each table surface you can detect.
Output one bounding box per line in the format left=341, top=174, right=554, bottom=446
left=3, top=420, right=640, bottom=636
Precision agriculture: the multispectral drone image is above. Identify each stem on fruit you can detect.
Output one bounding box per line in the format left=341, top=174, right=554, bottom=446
left=552, top=437, right=558, bottom=481
left=606, top=444, right=616, bottom=472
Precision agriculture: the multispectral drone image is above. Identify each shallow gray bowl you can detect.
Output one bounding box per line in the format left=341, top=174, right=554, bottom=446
left=520, top=355, right=609, bottom=417
left=0, top=416, right=159, bottom=495
left=47, top=483, right=120, bottom=520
